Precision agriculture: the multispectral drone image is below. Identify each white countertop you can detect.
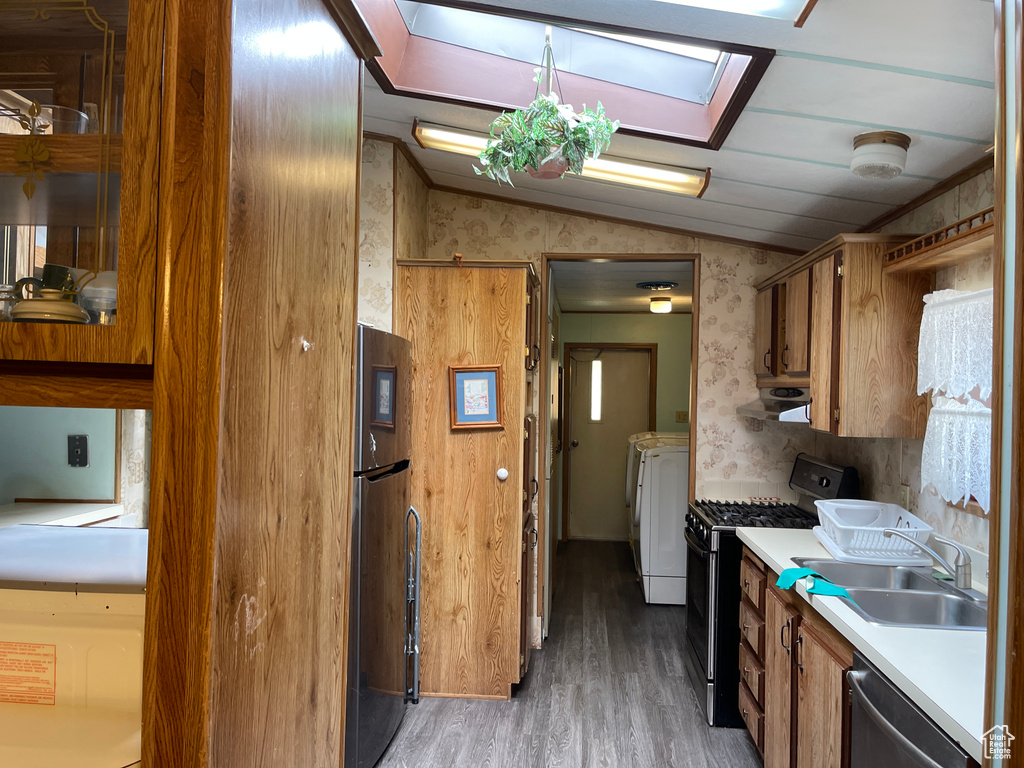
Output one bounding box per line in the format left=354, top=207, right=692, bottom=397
left=0, top=502, right=124, bottom=529
left=737, top=527, right=985, bottom=763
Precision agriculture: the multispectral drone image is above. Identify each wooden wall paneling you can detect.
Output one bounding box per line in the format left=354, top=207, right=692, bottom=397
left=206, top=0, right=361, bottom=764
left=145, top=0, right=367, bottom=766
left=143, top=0, right=230, bottom=762
left=396, top=264, right=527, bottom=699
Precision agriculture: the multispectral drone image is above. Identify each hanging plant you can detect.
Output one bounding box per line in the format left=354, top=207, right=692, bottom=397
left=474, top=35, right=619, bottom=185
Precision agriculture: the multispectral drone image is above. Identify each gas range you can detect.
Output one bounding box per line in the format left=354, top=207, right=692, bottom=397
left=686, top=500, right=819, bottom=549
left=683, top=454, right=859, bottom=729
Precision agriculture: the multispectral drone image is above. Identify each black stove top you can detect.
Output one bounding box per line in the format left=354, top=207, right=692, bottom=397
left=689, top=499, right=819, bottom=529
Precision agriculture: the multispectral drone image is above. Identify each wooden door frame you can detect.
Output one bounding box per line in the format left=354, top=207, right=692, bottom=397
left=539, top=252, right=701, bottom=554
left=561, top=342, right=657, bottom=542
left=987, top=0, right=1022, bottom=751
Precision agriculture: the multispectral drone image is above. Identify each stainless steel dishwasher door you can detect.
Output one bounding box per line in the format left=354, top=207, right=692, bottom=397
left=848, top=653, right=978, bottom=768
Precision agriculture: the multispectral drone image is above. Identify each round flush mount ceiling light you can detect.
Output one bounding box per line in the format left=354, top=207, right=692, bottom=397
left=636, top=281, right=678, bottom=291
left=851, top=131, right=911, bottom=180
left=650, top=297, right=673, bottom=314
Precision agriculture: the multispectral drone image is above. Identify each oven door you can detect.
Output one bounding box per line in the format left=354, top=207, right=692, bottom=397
left=684, top=526, right=712, bottom=676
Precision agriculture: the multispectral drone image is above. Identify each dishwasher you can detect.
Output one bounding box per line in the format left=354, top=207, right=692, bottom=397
left=848, top=652, right=979, bottom=768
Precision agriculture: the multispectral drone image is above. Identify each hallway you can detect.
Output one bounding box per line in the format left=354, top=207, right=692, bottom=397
left=377, top=541, right=761, bottom=768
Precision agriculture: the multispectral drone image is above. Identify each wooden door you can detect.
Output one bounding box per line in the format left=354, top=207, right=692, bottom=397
left=754, top=286, right=779, bottom=379
left=395, top=263, right=527, bottom=698
left=567, top=348, right=651, bottom=540
left=809, top=253, right=841, bottom=433
left=783, top=269, right=812, bottom=376
left=795, top=622, right=849, bottom=768
left=765, top=586, right=800, bottom=768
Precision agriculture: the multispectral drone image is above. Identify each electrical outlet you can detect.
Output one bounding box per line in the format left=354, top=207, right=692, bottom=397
left=68, top=435, right=89, bottom=468
left=899, top=483, right=911, bottom=510
left=675, top=410, right=688, bottom=423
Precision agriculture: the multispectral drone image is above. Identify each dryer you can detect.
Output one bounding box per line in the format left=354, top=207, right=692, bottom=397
left=628, top=434, right=689, bottom=605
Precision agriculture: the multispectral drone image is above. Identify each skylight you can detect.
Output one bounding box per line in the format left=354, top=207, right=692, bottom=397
left=648, top=0, right=814, bottom=23
left=395, top=1, right=726, bottom=104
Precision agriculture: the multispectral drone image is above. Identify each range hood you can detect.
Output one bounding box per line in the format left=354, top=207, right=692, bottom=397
left=736, top=387, right=810, bottom=421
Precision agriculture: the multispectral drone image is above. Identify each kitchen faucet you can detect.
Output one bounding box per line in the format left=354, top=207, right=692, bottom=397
left=882, top=529, right=973, bottom=590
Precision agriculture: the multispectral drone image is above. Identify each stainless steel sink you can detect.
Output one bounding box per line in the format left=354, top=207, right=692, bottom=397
left=790, top=558, right=946, bottom=592
left=788, top=557, right=987, bottom=630
left=843, top=588, right=987, bottom=630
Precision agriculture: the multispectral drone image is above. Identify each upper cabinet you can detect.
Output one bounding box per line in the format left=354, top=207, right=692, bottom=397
left=754, top=286, right=781, bottom=380
left=782, top=268, right=811, bottom=377
left=0, top=0, right=162, bottom=364
left=758, top=234, right=928, bottom=438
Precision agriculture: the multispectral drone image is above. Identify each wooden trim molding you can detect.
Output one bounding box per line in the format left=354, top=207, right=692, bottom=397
left=322, top=0, right=381, bottom=61
left=860, top=156, right=994, bottom=235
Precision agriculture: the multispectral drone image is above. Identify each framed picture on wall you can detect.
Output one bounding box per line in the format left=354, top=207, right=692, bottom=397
left=449, top=365, right=503, bottom=429
left=371, top=365, right=396, bottom=428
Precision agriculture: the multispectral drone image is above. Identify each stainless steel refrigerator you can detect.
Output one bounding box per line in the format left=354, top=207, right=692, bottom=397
left=346, top=325, right=421, bottom=768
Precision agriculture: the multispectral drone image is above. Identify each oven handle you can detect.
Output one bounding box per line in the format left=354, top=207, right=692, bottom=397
left=684, top=529, right=709, bottom=559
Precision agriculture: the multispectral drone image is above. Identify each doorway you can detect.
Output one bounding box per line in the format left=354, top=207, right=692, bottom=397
left=565, top=345, right=655, bottom=540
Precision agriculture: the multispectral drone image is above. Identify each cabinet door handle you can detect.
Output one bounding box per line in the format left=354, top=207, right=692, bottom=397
left=795, top=632, right=804, bottom=674
left=782, top=344, right=790, bottom=368
left=763, top=350, right=770, bottom=370
left=781, top=619, right=791, bottom=652
left=743, top=579, right=750, bottom=591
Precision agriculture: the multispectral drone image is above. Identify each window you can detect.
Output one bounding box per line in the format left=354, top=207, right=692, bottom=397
left=590, top=359, right=603, bottom=422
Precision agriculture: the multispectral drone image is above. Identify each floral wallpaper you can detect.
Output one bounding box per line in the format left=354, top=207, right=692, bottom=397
left=358, top=138, right=395, bottom=332
left=693, top=239, right=816, bottom=501
left=395, top=150, right=430, bottom=264
left=119, top=409, right=151, bottom=528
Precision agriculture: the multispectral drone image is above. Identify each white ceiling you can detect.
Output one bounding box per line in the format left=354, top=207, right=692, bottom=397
left=550, top=260, right=694, bottom=313
left=362, top=0, right=995, bottom=260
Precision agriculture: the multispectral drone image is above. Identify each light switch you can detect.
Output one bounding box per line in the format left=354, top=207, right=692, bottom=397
left=675, top=410, right=688, bottom=423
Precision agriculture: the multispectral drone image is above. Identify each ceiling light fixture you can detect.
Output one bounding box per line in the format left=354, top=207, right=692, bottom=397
left=850, top=131, right=911, bottom=180
left=650, top=297, right=673, bottom=314
left=413, top=120, right=711, bottom=197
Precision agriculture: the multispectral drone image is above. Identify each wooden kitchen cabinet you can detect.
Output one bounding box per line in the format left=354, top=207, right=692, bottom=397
left=0, top=0, right=162, bottom=365
left=782, top=268, right=811, bottom=376
left=755, top=285, right=782, bottom=380
left=758, top=234, right=928, bottom=437
left=765, top=585, right=800, bottom=768
left=738, top=548, right=769, bottom=757
left=395, top=259, right=540, bottom=699
left=763, top=580, right=854, bottom=768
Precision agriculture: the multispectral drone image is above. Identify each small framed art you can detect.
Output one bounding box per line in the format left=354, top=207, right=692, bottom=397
left=449, top=364, right=503, bottom=430
left=371, top=365, right=396, bottom=428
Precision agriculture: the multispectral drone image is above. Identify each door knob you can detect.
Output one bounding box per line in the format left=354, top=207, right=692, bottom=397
left=497, top=468, right=509, bottom=481
left=570, top=440, right=579, bottom=448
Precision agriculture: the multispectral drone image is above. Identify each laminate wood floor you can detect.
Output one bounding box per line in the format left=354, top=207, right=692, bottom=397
left=376, top=540, right=762, bottom=768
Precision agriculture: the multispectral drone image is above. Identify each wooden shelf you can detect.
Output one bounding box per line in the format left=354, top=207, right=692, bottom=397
left=883, top=207, right=994, bottom=274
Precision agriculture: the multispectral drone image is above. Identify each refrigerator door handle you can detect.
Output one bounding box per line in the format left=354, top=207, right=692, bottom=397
left=404, top=505, right=422, bottom=704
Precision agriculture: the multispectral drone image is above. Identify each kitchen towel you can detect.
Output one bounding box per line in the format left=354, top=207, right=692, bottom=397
left=776, top=567, right=856, bottom=602
left=921, top=395, right=992, bottom=513
left=917, top=288, right=993, bottom=399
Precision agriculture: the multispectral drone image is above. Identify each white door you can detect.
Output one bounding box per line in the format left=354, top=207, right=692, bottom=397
left=568, top=349, right=650, bottom=540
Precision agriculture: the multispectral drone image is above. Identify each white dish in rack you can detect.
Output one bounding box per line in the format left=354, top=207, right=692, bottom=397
left=812, top=525, right=932, bottom=567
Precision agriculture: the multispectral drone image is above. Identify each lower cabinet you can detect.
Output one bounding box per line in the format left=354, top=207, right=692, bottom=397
left=763, top=580, right=854, bottom=768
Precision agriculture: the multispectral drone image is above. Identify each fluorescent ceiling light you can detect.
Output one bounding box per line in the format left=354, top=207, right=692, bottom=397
left=647, top=0, right=813, bottom=23
left=413, top=121, right=710, bottom=198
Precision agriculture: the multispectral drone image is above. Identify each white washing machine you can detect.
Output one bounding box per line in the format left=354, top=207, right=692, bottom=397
left=627, top=435, right=689, bottom=605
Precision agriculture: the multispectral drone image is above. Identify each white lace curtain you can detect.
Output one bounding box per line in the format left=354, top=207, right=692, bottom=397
left=917, top=288, right=993, bottom=512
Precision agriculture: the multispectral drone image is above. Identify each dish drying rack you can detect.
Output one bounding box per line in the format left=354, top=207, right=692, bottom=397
left=813, top=500, right=934, bottom=566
